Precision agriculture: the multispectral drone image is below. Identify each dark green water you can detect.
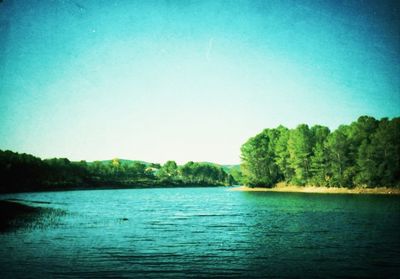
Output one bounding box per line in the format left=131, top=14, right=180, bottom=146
left=1, top=187, right=399, bottom=278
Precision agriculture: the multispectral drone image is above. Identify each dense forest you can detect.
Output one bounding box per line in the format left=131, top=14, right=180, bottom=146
left=241, top=116, right=400, bottom=188
left=0, top=151, right=235, bottom=193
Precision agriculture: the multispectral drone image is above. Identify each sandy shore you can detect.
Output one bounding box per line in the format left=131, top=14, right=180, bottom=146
left=230, top=185, right=400, bottom=195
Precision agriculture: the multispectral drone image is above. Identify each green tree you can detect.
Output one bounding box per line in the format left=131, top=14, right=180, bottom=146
left=287, top=124, right=313, bottom=185
left=309, top=125, right=330, bottom=186
left=350, top=116, right=380, bottom=186
left=157, top=160, right=178, bottom=181
left=241, top=129, right=280, bottom=187
left=274, top=125, right=293, bottom=182
left=357, top=117, right=400, bottom=186
left=126, top=161, right=147, bottom=178
left=228, top=166, right=243, bottom=185
left=325, top=125, right=353, bottom=187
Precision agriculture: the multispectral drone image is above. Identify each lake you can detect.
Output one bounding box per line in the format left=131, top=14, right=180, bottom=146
left=1, top=187, right=399, bottom=278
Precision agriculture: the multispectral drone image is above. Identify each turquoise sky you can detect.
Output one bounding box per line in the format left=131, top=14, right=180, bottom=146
left=0, top=0, right=399, bottom=164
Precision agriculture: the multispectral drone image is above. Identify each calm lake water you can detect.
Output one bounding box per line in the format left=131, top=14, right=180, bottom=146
left=1, top=187, right=399, bottom=278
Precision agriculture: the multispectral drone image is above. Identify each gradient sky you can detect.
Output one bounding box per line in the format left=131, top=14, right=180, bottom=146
left=0, top=0, right=399, bottom=164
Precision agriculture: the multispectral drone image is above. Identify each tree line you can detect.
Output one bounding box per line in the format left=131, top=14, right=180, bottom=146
left=0, top=151, right=235, bottom=193
left=240, top=116, right=400, bottom=188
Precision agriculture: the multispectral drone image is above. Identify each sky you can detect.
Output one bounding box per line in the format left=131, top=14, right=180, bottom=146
left=0, top=0, right=399, bottom=164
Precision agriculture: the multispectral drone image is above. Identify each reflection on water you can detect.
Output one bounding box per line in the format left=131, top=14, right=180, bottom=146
left=1, top=187, right=399, bottom=278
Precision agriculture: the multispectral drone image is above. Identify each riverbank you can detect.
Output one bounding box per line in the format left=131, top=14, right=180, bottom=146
left=230, top=184, right=400, bottom=195
left=0, top=200, right=42, bottom=232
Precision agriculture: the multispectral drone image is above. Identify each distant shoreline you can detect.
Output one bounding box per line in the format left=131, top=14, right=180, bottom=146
left=231, top=185, right=400, bottom=195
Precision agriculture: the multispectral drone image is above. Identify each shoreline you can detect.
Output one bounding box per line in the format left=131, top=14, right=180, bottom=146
left=230, top=185, right=400, bottom=195
left=0, top=185, right=229, bottom=195
left=0, top=200, right=42, bottom=232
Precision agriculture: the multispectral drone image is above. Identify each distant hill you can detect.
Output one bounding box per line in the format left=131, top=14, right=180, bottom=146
left=86, top=159, right=151, bottom=166
left=197, top=162, right=239, bottom=169
left=195, top=162, right=242, bottom=184
left=220, top=164, right=241, bottom=171
left=87, top=160, right=240, bottom=170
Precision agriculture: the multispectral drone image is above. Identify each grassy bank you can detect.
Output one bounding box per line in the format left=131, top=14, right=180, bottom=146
left=231, top=183, right=400, bottom=195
